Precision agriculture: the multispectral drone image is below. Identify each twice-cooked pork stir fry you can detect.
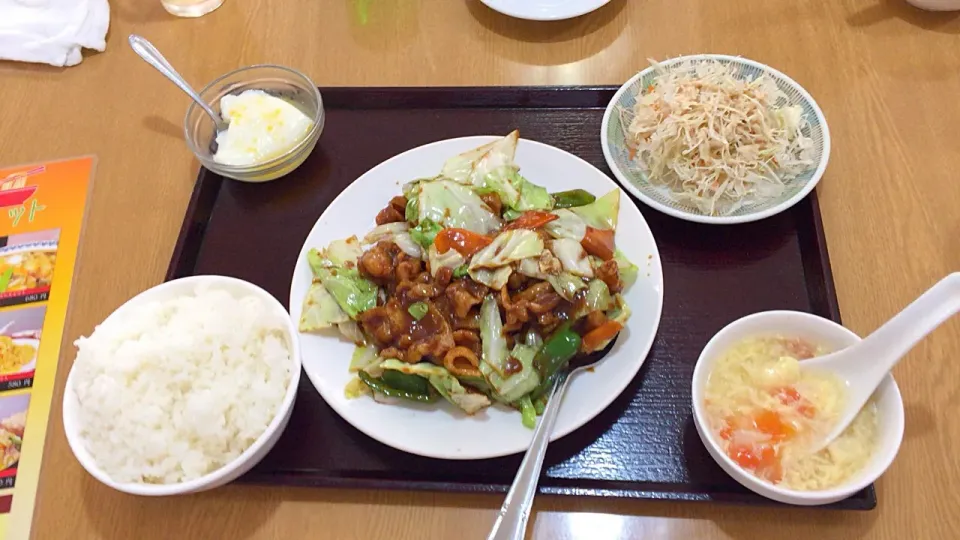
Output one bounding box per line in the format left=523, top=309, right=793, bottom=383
left=298, top=131, right=638, bottom=427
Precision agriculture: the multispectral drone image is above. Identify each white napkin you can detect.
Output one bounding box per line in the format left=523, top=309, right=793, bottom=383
left=0, top=0, right=110, bottom=67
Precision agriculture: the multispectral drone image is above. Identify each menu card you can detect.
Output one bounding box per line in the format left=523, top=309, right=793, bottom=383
left=0, top=158, right=93, bottom=540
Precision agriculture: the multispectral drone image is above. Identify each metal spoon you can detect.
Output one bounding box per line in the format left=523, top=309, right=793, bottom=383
left=128, top=34, right=227, bottom=132
left=487, top=340, right=615, bottom=540
left=800, top=272, right=960, bottom=452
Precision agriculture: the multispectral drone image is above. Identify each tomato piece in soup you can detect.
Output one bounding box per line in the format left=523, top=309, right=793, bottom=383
left=728, top=444, right=783, bottom=483
left=753, top=409, right=795, bottom=440
left=774, top=386, right=817, bottom=419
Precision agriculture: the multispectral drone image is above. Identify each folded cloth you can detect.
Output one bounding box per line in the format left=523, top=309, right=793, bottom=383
left=0, top=0, right=110, bottom=67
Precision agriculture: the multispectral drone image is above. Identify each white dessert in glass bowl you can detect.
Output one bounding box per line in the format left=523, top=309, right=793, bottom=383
left=213, top=89, right=315, bottom=167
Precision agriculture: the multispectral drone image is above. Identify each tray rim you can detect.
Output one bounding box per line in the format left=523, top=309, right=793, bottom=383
left=164, top=86, right=874, bottom=511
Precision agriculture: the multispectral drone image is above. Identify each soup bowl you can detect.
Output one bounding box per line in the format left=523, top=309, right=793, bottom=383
left=691, top=310, right=905, bottom=505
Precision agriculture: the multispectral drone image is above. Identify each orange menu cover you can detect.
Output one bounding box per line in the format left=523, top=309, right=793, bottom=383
left=0, top=157, right=93, bottom=540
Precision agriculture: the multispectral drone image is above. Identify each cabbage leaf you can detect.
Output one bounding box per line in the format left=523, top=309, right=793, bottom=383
left=379, top=360, right=491, bottom=414
left=494, top=344, right=541, bottom=403
left=481, top=167, right=553, bottom=212
left=349, top=346, right=380, bottom=372
left=298, top=282, right=349, bottom=331
left=571, top=189, right=620, bottom=230
left=415, top=179, right=501, bottom=234
left=313, top=265, right=378, bottom=319
left=614, top=249, right=639, bottom=289
left=543, top=209, right=587, bottom=241
left=410, top=218, right=443, bottom=248
left=469, top=266, right=513, bottom=290
left=547, top=273, right=587, bottom=302
left=324, top=237, right=364, bottom=267
left=549, top=238, right=594, bottom=278
left=480, top=295, right=509, bottom=377
left=306, top=238, right=379, bottom=319
left=428, top=243, right=466, bottom=277
left=364, top=222, right=423, bottom=259
left=441, top=131, right=518, bottom=186
left=440, top=131, right=553, bottom=212
left=584, top=279, right=612, bottom=312
left=470, top=229, right=544, bottom=270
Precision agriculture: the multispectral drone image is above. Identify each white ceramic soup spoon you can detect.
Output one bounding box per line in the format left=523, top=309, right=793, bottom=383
left=801, top=272, right=960, bottom=452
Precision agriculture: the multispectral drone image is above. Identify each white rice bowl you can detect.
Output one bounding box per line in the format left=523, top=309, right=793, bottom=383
left=71, top=283, right=293, bottom=485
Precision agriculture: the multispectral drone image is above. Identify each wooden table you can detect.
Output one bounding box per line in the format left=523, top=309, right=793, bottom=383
left=2, top=0, right=958, bottom=538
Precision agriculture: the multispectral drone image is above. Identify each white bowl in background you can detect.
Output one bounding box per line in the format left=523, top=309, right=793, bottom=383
left=62, top=275, right=302, bottom=496
left=691, top=310, right=905, bottom=505
left=480, top=0, right=610, bottom=21
left=906, top=0, right=960, bottom=10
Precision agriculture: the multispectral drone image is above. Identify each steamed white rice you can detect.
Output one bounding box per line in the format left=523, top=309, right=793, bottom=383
left=72, top=284, right=292, bottom=485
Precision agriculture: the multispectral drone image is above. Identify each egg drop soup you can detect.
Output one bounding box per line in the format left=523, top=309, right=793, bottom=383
left=704, top=336, right=878, bottom=491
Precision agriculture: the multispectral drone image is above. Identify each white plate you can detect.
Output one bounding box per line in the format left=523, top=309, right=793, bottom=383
left=480, top=0, right=610, bottom=21
left=289, top=136, right=664, bottom=459
left=600, top=54, right=831, bottom=225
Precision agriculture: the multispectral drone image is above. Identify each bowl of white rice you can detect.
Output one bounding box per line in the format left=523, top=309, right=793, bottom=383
left=62, top=275, right=301, bottom=496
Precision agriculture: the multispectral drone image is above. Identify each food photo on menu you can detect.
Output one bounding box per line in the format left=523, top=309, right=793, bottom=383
left=0, top=306, right=44, bottom=392
left=1, top=1, right=959, bottom=540
left=0, top=230, right=59, bottom=309
left=0, top=394, right=28, bottom=488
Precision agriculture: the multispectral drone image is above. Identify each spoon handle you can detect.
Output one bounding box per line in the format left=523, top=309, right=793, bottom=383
left=856, top=273, right=960, bottom=381
left=128, top=35, right=224, bottom=129
left=487, top=372, right=572, bottom=540
left=810, top=273, right=960, bottom=451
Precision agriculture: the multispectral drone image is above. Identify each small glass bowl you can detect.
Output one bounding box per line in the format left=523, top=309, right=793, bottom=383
left=184, top=65, right=324, bottom=183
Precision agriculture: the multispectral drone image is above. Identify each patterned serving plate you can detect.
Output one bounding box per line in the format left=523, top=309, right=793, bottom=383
left=600, top=54, right=831, bottom=225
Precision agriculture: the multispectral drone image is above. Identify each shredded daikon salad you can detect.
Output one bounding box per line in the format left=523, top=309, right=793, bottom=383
left=621, top=59, right=816, bottom=216
left=705, top=336, right=879, bottom=491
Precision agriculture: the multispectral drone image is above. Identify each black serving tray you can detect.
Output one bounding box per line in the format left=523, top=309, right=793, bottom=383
left=166, top=86, right=874, bottom=510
